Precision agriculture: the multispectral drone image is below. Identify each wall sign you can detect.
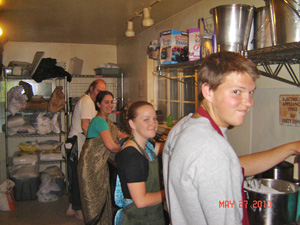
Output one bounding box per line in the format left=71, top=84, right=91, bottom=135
left=279, top=95, right=300, bottom=127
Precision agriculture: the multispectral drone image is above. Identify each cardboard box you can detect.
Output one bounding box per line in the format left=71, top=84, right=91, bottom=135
left=188, top=29, right=201, bottom=61
left=160, top=30, right=189, bottom=64
left=148, top=39, right=160, bottom=60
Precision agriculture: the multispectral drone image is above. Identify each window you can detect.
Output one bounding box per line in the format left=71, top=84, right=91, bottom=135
left=156, top=65, right=198, bottom=123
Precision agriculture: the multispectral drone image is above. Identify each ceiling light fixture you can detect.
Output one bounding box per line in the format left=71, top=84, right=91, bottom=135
left=124, top=0, right=161, bottom=37
left=125, top=21, right=135, bottom=37
left=142, top=7, right=154, bottom=27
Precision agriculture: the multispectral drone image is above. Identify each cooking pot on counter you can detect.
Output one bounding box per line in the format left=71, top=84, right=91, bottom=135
left=244, top=178, right=300, bottom=225
left=255, top=161, right=294, bottom=182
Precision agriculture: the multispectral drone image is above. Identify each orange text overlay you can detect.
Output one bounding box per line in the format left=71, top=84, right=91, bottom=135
left=219, top=200, right=271, bottom=209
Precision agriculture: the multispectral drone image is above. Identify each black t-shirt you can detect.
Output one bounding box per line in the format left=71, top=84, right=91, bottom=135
left=117, top=146, right=149, bottom=199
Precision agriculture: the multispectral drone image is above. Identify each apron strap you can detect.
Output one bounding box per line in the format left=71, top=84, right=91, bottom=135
left=130, top=135, right=156, bottom=161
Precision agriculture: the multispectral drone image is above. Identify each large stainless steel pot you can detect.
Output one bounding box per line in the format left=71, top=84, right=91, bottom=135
left=244, top=178, right=299, bottom=225
left=259, top=161, right=294, bottom=182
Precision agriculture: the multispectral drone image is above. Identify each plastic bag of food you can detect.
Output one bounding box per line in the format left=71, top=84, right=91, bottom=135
left=37, top=173, right=59, bottom=202
left=7, top=115, right=25, bottom=128
left=36, top=140, right=63, bottom=151
left=7, top=86, right=28, bottom=115
left=48, top=86, right=65, bottom=113
left=8, top=124, right=36, bottom=136
left=50, top=113, right=60, bottom=134
left=19, top=141, right=37, bottom=152
left=10, top=164, right=39, bottom=178
left=31, top=112, right=52, bottom=134
left=0, top=179, right=15, bottom=211
left=12, top=151, right=38, bottom=166
left=39, top=149, right=63, bottom=161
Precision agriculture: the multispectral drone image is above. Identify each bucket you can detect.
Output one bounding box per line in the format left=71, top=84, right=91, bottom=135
left=254, top=6, right=273, bottom=49
left=244, top=178, right=299, bottom=225
left=266, top=0, right=300, bottom=45
left=210, top=4, right=255, bottom=52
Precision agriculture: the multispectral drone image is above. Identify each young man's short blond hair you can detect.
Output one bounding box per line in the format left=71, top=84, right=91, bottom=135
left=198, top=51, right=260, bottom=102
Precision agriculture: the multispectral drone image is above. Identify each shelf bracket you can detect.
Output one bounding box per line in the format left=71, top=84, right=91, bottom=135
left=257, top=62, right=300, bottom=87
left=247, top=42, right=300, bottom=88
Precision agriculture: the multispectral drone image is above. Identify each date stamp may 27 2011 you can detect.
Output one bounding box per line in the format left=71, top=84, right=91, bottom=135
left=219, top=200, right=272, bottom=209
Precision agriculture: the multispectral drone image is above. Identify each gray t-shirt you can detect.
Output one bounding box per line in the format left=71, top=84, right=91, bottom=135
left=163, top=114, right=243, bottom=225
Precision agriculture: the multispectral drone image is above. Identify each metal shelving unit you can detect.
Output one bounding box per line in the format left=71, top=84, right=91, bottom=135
left=157, top=42, right=300, bottom=87
left=4, top=74, right=69, bottom=178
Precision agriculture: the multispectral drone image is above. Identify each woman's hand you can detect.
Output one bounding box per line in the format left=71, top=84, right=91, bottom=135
left=118, top=130, right=130, bottom=140
left=119, top=137, right=129, bottom=146
left=100, top=130, right=121, bottom=153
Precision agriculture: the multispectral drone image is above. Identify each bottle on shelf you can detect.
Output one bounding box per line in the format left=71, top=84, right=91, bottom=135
left=167, top=114, right=173, bottom=127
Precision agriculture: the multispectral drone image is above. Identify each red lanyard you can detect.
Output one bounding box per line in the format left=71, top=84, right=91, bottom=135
left=196, top=106, right=223, bottom=137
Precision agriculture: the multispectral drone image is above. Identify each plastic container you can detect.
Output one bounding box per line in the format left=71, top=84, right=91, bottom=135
left=94, top=68, right=120, bottom=75
left=68, top=57, right=83, bottom=75
left=10, top=176, right=40, bottom=201
left=167, top=114, right=173, bottom=127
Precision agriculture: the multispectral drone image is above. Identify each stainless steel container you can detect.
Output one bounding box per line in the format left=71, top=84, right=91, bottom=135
left=266, top=0, right=300, bottom=45
left=210, top=4, right=254, bottom=52
left=260, top=161, right=294, bottom=182
left=244, top=178, right=299, bottom=225
left=254, top=6, right=273, bottom=49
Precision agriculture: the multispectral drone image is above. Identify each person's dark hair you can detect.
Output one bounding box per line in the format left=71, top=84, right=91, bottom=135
left=85, top=79, right=106, bottom=94
left=197, top=51, right=260, bottom=102
left=95, top=91, right=114, bottom=111
left=126, top=101, right=154, bottom=130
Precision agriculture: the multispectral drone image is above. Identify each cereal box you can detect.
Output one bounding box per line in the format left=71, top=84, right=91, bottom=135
left=160, top=30, right=188, bottom=64
left=188, top=29, right=201, bottom=61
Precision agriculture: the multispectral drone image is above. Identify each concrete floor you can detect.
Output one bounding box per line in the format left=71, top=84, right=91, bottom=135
left=0, top=195, right=84, bottom=225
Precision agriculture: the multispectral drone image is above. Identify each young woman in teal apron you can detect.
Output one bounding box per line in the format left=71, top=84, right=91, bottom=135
left=114, top=101, right=166, bottom=225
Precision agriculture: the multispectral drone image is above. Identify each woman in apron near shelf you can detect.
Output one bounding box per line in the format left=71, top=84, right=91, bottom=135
left=114, top=101, right=166, bottom=225
left=77, top=91, right=129, bottom=225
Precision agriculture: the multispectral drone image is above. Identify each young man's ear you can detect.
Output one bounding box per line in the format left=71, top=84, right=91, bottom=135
left=201, top=83, right=213, bottom=102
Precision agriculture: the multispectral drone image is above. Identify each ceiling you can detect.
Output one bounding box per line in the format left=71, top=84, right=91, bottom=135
left=0, top=0, right=202, bottom=45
